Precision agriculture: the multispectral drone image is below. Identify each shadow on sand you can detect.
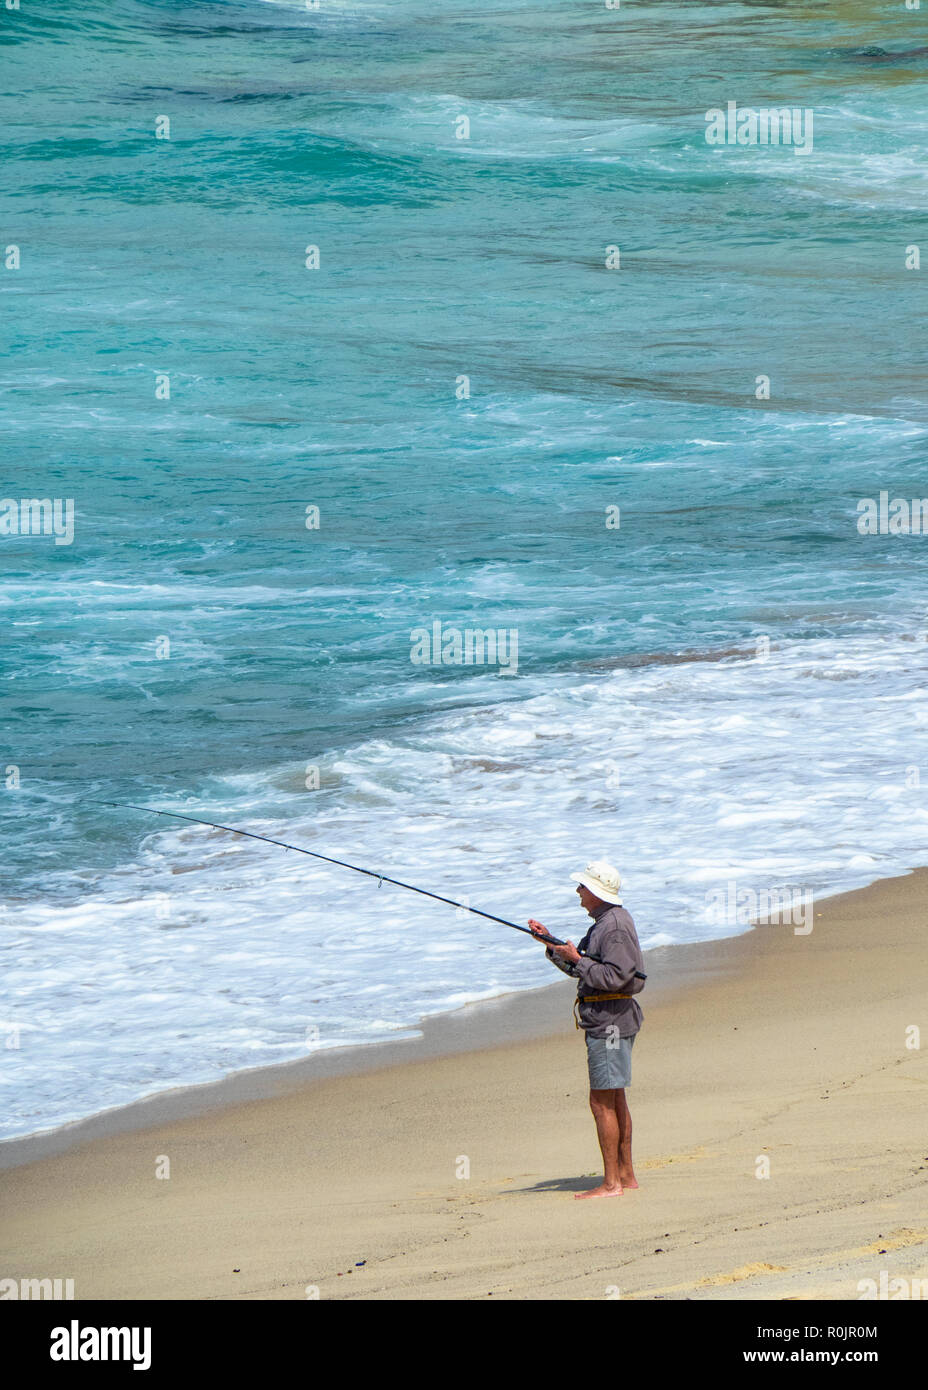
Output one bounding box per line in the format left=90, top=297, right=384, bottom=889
left=516, top=1175, right=602, bottom=1194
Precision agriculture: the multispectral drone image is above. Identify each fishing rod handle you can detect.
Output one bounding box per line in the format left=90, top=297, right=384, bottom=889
left=534, top=928, right=602, bottom=963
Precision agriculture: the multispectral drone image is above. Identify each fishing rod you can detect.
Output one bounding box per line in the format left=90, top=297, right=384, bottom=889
left=92, top=800, right=606, bottom=961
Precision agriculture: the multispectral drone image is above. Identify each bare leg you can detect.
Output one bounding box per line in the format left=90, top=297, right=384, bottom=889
left=615, top=1089, right=637, bottom=1188
left=575, top=1089, right=624, bottom=1199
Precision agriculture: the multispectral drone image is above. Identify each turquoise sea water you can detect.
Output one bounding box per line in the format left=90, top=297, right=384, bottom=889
left=2, top=0, right=927, bottom=1140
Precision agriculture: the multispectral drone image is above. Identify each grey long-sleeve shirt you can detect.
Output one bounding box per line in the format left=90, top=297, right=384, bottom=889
left=546, top=902, right=644, bottom=1038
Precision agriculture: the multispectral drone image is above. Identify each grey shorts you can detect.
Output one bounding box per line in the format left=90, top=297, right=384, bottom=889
left=585, top=1030, right=636, bottom=1090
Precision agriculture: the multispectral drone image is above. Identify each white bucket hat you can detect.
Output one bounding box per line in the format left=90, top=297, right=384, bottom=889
left=570, top=861, right=622, bottom=905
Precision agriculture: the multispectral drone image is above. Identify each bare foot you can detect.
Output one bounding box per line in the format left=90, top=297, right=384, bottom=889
left=619, top=1176, right=639, bottom=1189
left=575, top=1183, right=623, bottom=1199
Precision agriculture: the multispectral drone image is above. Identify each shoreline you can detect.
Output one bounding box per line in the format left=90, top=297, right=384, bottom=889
left=2, top=867, right=926, bottom=1300
left=0, top=919, right=735, bottom=1171
left=0, top=864, right=903, bottom=1168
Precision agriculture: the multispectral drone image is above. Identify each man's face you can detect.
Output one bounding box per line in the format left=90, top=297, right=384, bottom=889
left=576, top=884, right=602, bottom=915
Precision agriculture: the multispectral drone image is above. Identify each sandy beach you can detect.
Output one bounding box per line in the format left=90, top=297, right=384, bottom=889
left=1, top=869, right=926, bottom=1301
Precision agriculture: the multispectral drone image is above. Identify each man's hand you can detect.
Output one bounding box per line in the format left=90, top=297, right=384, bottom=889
left=528, top=919, right=553, bottom=940
left=529, top=921, right=581, bottom=966
left=550, top=940, right=581, bottom=965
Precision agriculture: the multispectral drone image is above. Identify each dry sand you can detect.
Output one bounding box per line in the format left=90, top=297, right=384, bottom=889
left=1, top=870, right=926, bottom=1300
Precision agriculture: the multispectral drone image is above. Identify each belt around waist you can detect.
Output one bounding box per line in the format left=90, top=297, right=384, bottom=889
left=573, top=992, right=635, bottom=1029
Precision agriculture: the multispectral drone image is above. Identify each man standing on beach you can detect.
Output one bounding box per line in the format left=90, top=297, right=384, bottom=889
left=529, top=862, right=644, bottom=1200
